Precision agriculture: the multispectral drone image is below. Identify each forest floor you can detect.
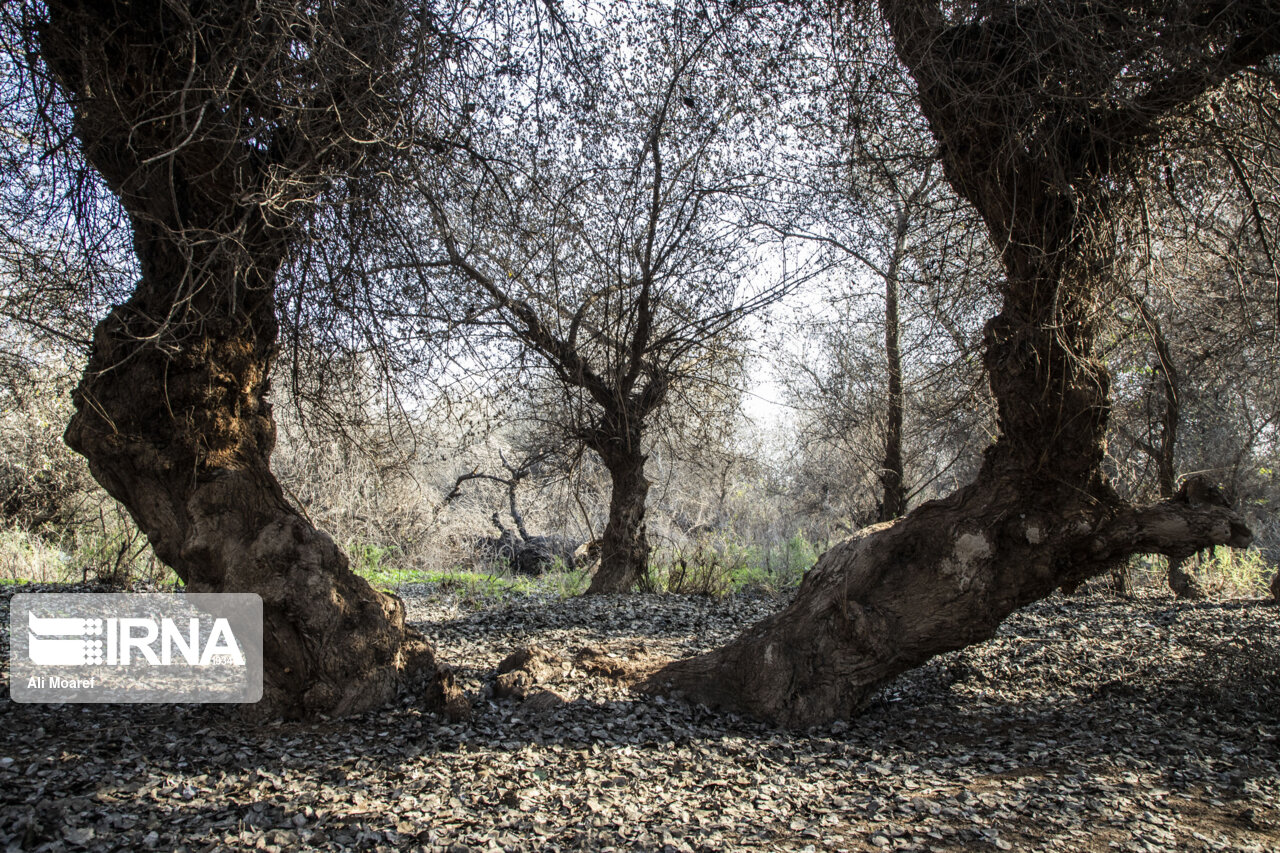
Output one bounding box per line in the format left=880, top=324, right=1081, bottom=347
left=0, top=582, right=1277, bottom=853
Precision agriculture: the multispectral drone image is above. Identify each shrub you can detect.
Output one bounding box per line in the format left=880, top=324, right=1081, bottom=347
left=1195, top=547, right=1274, bottom=598
left=660, top=545, right=739, bottom=597
left=1116, top=549, right=1275, bottom=599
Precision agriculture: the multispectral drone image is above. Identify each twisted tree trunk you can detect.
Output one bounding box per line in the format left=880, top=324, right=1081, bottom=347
left=42, top=0, right=465, bottom=719
left=586, top=443, right=652, bottom=594
left=645, top=265, right=1251, bottom=726
left=66, top=262, right=464, bottom=719
left=644, top=0, right=1268, bottom=726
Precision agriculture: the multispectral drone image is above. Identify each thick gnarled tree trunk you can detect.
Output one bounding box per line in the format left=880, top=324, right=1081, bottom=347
left=645, top=475, right=1250, bottom=726
left=586, top=444, right=652, bottom=594
left=646, top=267, right=1252, bottom=726
left=42, top=0, right=465, bottom=719
left=645, top=0, right=1271, bottom=726
left=646, top=258, right=1253, bottom=725
left=65, top=264, right=463, bottom=719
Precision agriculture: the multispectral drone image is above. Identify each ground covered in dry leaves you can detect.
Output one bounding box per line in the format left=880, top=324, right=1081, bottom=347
left=1, top=582, right=1277, bottom=852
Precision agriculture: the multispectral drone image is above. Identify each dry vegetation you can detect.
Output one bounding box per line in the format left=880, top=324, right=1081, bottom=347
left=1, top=329, right=1275, bottom=601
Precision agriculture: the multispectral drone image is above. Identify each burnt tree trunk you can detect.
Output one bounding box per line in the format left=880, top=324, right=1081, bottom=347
left=644, top=0, right=1266, bottom=726
left=41, top=0, right=464, bottom=718
left=586, top=440, right=651, bottom=594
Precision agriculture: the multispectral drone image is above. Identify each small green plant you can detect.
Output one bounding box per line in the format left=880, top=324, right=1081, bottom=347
left=654, top=539, right=747, bottom=597
left=727, top=564, right=774, bottom=593
left=345, top=541, right=397, bottom=576
left=664, top=551, right=734, bottom=596
left=535, top=560, right=589, bottom=596
left=779, top=531, right=819, bottom=584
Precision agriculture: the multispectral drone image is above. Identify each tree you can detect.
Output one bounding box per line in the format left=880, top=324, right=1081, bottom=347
left=1121, top=293, right=1202, bottom=596
left=646, top=0, right=1273, bottom=725
left=765, top=12, right=996, bottom=527
left=411, top=2, right=804, bottom=593
left=22, top=0, right=466, bottom=718
left=1103, top=81, right=1280, bottom=598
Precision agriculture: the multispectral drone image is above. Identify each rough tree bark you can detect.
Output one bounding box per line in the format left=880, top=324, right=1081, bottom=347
left=587, top=437, right=652, bottom=594
left=41, top=0, right=465, bottom=718
left=645, top=0, right=1271, bottom=726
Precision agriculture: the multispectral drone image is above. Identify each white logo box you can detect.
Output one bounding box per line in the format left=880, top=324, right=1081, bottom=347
left=10, top=593, right=262, bottom=703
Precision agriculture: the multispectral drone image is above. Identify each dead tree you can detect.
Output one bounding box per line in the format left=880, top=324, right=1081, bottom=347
left=32, top=0, right=465, bottom=718
left=445, top=451, right=580, bottom=575
left=646, top=0, right=1271, bottom=726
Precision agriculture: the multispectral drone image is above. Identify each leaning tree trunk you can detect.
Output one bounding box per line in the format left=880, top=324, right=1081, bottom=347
left=64, top=259, right=464, bottom=719
left=42, top=0, right=465, bottom=719
left=644, top=0, right=1264, bottom=726
left=586, top=445, right=652, bottom=594
left=646, top=237, right=1252, bottom=725
left=645, top=257, right=1252, bottom=726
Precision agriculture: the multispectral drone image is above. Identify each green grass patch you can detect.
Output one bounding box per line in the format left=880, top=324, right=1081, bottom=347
left=1196, top=547, right=1275, bottom=598
left=647, top=531, right=821, bottom=597
left=345, top=538, right=591, bottom=601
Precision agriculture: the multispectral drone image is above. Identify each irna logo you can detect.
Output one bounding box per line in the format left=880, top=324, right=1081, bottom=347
left=10, top=593, right=262, bottom=704
left=27, top=612, right=245, bottom=667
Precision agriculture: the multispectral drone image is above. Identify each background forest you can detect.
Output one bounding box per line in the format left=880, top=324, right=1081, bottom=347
left=0, top=0, right=1276, bottom=603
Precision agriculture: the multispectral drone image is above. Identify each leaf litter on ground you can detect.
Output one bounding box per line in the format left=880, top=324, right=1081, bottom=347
left=0, top=581, right=1277, bottom=852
